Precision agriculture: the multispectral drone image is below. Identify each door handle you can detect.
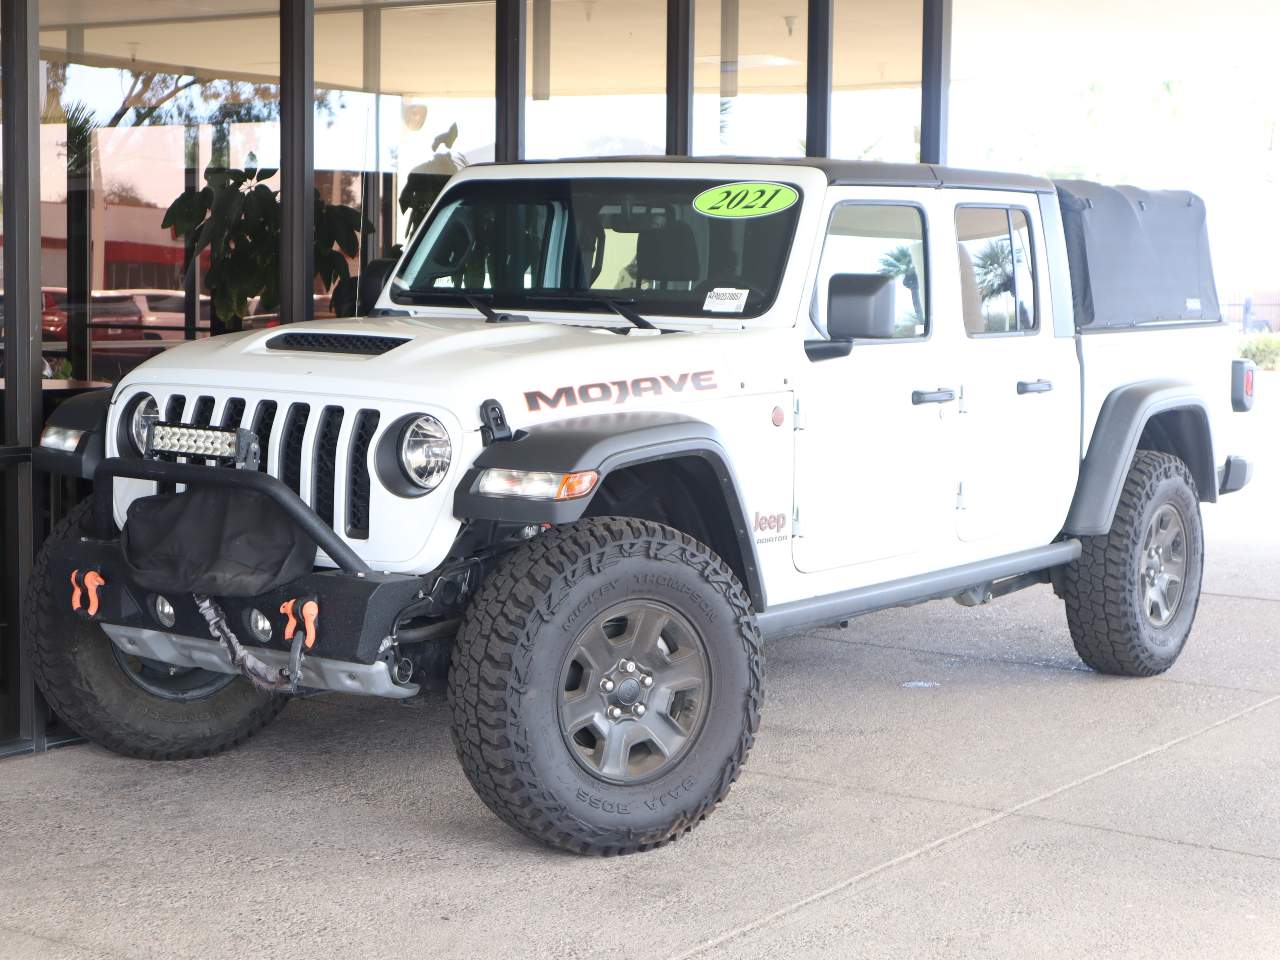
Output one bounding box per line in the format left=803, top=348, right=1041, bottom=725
left=1017, top=379, right=1053, bottom=394
left=912, top=388, right=956, bottom=405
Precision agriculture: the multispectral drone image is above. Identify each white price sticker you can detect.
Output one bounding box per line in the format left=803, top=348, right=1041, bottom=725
left=703, top=287, right=749, bottom=314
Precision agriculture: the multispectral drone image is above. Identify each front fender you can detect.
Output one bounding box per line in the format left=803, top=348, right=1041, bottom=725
left=452, top=411, right=764, bottom=608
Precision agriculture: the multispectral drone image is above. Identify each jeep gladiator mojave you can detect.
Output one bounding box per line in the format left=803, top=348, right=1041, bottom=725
left=30, top=159, right=1256, bottom=855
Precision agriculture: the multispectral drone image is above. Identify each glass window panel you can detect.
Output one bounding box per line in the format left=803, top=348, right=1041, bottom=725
left=831, top=0, right=922, bottom=162
left=314, top=2, right=496, bottom=315
left=694, top=0, right=808, bottom=156
left=956, top=205, right=1038, bottom=335
left=524, top=0, right=666, bottom=159
left=814, top=203, right=928, bottom=338
left=39, top=1, right=282, bottom=384
left=951, top=0, right=1280, bottom=332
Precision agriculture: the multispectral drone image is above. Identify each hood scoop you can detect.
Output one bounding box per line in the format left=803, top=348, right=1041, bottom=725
left=266, top=332, right=409, bottom=356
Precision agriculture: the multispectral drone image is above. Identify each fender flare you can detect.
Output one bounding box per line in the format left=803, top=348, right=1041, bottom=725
left=32, top=388, right=112, bottom=479
left=1064, top=379, right=1215, bottom=537
left=453, top=412, right=766, bottom=610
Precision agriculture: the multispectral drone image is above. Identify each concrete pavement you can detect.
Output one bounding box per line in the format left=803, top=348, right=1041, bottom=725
left=2, top=375, right=1277, bottom=960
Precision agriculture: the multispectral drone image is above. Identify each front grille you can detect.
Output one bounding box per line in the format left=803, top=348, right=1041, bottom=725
left=313, top=406, right=345, bottom=528
left=266, top=332, right=408, bottom=355
left=141, top=394, right=384, bottom=545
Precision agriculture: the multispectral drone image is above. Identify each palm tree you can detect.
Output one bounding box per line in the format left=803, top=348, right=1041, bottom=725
left=973, top=239, right=1014, bottom=301
left=878, top=245, right=922, bottom=320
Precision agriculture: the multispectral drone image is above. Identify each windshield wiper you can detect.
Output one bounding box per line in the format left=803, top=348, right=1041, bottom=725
left=526, top=294, right=656, bottom=331
left=461, top=293, right=527, bottom=324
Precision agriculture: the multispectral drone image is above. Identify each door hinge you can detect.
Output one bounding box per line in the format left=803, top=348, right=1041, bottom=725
left=957, top=385, right=968, bottom=415
left=793, top=396, right=805, bottom=431
left=956, top=481, right=966, bottom=511
left=792, top=506, right=802, bottom=538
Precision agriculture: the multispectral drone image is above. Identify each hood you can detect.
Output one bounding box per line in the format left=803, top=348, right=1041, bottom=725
left=116, top=313, right=787, bottom=433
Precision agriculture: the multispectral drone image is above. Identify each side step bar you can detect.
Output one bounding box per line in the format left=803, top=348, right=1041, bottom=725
left=756, top=540, right=1081, bottom=638
left=103, top=625, right=419, bottom=699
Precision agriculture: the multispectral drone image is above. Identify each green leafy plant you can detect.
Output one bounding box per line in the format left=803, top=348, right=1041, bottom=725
left=162, top=156, right=364, bottom=323
left=1240, top=332, right=1280, bottom=371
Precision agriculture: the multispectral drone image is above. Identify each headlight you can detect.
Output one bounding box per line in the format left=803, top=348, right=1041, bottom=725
left=399, top=415, right=451, bottom=491
left=477, top=468, right=599, bottom=500
left=39, top=424, right=85, bottom=453
left=126, top=394, right=159, bottom=455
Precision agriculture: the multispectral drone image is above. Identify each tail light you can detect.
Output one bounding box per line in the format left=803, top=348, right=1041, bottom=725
left=1232, top=359, right=1256, bottom=413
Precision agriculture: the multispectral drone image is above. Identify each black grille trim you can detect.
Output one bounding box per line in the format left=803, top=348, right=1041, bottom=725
left=164, top=395, right=186, bottom=423
left=266, top=332, right=408, bottom=356
left=313, top=406, right=345, bottom=528
left=221, top=398, right=247, bottom=429
left=191, top=396, right=215, bottom=427
left=251, top=400, right=278, bottom=473
left=346, top=410, right=380, bottom=540
left=281, top=403, right=311, bottom=494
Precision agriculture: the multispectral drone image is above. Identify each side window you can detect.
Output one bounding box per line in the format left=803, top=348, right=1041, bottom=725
left=955, top=205, right=1038, bottom=335
left=815, top=203, right=928, bottom=339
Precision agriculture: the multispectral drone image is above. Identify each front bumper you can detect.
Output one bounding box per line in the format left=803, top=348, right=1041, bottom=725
left=56, top=457, right=429, bottom=698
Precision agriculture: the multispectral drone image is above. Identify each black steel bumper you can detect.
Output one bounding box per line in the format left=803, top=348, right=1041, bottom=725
left=65, top=457, right=425, bottom=667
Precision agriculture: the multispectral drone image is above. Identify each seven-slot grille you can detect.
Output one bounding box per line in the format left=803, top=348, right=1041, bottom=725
left=155, top=393, right=380, bottom=541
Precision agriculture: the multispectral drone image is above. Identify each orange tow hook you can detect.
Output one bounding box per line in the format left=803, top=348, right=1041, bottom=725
left=70, top=569, right=106, bottom=618
left=299, top=598, right=319, bottom=650
left=280, top=599, right=298, bottom=641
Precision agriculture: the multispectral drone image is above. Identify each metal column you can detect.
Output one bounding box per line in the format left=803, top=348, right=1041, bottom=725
left=666, top=0, right=694, bottom=155
left=806, top=0, right=833, bottom=158
left=920, top=0, right=952, bottom=165
left=280, top=0, right=315, bottom=325
left=495, top=0, right=526, bottom=162
left=2, top=0, right=46, bottom=751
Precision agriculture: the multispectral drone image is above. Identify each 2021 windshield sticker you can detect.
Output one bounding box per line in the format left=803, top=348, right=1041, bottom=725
left=693, top=182, right=798, bottom=219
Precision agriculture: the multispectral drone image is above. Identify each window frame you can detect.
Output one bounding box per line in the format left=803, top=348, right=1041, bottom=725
left=953, top=202, right=1041, bottom=339
left=814, top=199, right=933, bottom=345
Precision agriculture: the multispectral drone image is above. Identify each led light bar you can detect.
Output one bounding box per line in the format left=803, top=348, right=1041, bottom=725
left=476, top=468, right=599, bottom=500
left=147, top=423, right=260, bottom=468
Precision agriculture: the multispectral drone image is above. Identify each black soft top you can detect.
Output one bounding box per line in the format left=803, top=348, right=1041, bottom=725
left=1054, top=180, right=1220, bottom=329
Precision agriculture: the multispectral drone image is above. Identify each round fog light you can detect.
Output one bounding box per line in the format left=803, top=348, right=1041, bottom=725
left=152, top=595, right=176, bottom=628
left=248, top=608, right=272, bottom=643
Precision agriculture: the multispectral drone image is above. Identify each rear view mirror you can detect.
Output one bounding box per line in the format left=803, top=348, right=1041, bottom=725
left=827, top=273, right=896, bottom=340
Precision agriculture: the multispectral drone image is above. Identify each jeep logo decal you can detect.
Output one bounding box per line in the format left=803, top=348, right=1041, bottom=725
left=525, top=371, right=717, bottom=412
left=754, top=512, right=786, bottom=534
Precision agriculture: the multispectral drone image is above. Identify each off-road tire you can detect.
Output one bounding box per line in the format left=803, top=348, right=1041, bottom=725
left=24, top=499, right=287, bottom=759
left=449, top=517, right=764, bottom=855
left=1063, top=450, right=1204, bottom=676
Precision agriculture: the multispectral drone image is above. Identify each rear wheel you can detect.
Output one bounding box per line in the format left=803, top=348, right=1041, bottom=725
left=1062, top=450, right=1204, bottom=676
left=24, top=500, right=287, bottom=759
left=449, top=517, right=763, bottom=855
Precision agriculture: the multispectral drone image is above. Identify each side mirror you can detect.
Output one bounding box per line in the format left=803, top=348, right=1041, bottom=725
left=357, top=258, right=398, bottom=316
left=826, top=273, right=896, bottom=341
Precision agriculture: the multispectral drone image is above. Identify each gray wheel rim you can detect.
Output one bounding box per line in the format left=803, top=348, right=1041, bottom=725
left=111, top=643, right=236, bottom=702
left=558, top=600, right=711, bottom=785
left=1141, top=502, right=1188, bottom=628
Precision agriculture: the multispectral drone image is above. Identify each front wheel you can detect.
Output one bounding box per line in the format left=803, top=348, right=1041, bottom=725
left=1062, top=450, right=1205, bottom=676
left=24, top=500, right=287, bottom=759
left=448, top=518, right=764, bottom=854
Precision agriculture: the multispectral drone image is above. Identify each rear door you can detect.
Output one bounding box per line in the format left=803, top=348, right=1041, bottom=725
left=946, top=193, right=1080, bottom=550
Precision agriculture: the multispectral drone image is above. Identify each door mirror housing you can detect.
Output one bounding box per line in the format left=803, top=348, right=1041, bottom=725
left=826, top=273, right=896, bottom=341
left=357, top=258, right=398, bottom=316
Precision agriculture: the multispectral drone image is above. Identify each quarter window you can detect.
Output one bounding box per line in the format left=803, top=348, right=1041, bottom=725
left=955, top=206, right=1038, bottom=335
left=814, top=203, right=929, bottom=339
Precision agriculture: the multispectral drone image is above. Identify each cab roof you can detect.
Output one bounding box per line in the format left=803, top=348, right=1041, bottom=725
left=475, top=156, right=1056, bottom=195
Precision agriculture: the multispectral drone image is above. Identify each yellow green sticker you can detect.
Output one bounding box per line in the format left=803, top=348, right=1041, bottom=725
left=693, top=182, right=799, bottom=219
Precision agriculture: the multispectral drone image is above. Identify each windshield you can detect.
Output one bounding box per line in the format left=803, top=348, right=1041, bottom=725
left=390, top=177, right=802, bottom=320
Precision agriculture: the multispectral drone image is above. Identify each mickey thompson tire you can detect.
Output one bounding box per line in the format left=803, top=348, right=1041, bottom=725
left=24, top=499, right=287, bottom=759
left=449, top=518, right=764, bottom=855
left=1062, top=451, right=1205, bottom=677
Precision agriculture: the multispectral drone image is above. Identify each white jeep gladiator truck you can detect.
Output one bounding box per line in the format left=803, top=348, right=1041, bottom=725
left=30, top=159, right=1257, bottom=854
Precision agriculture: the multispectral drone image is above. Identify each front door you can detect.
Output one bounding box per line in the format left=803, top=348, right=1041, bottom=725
left=793, top=194, right=959, bottom=580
